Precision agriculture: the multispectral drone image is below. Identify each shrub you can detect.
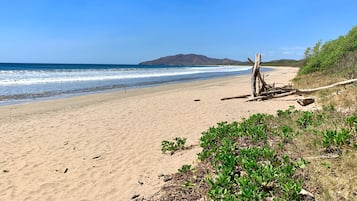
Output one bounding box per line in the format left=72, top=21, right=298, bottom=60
left=345, top=115, right=357, bottom=132
left=161, top=137, right=187, bottom=154
left=322, top=129, right=351, bottom=150
left=300, top=26, right=357, bottom=76
left=178, top=164, right=192, bottom=173
left=208, top=146, right=305, bottom=200
left=198, top=121, right=239, bottom=161
left=297, top=111, right=314, bottom=128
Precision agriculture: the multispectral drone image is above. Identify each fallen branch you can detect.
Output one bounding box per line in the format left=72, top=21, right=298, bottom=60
left=247, top=90, right=297, bottom=102
left=259, top=88, right=295, bottom=96
left=221, top=54, right=356, bottom=103
left=305, top=154, right=339, bottom=160
left=296, top=79, right=357, bottom=94
left=220, top=94, right=250, bottom=101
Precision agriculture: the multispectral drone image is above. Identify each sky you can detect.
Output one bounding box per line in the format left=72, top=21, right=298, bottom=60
left=0, top=0, right=356, bottom=64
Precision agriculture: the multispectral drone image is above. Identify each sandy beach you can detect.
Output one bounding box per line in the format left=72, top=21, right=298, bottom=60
left=0, top=67, right=307, bottom=201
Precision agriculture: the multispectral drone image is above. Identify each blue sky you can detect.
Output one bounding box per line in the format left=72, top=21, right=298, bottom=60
left=0, top=0, right=356, bottom=64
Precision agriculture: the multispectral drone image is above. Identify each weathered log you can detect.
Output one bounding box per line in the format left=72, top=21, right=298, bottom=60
left=247, top=90, right=297, bottom=102
left=259, top=88, right=295, bottom=96
left=250, top=54, right=261, bottom=98
left=296, top=79, right=357, bottom=94
left=297, top=98, right=315, bottom=106
left=220, top=94, right=250, bottom=101
left=257, top=70, right=271, bottom=92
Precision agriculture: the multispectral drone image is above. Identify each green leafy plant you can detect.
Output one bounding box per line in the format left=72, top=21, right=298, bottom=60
left=297, top=111, right=314, bottom=128
left=322, top=104, right=336, bottom=112
left=178, top=164, right=192, bottom=173
left=196, top=111, right=308, bottom=199
left=279, top=125, right=294, bottom=142
left=182, top=180, right=195, bottom=189
left=300, top=25, right=357, bottom=78
left=161, top=137, right=187, bottom=154
left=345, top=115, right=357, bottom=132
left=277, top=105, right=297, bottom=117
left=198, top=121, right=245, bottom=162
left=237, top=113, right=272, bottom=143
left=322, top=129, right=350, bottom=150
left=159, top=106, right=357, bottom=200
left=321, top=161, right=331, bottom=169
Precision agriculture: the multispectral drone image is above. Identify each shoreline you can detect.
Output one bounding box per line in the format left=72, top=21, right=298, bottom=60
left=0, top=74, right=250, bottom=119
left=0, top=67, right=273, bottom=119
left=0, top=66, right=305, bottom=200
left=0, top=64, right=259, bottom=106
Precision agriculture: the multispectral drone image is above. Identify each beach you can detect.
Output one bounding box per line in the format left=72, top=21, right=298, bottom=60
left=0, top=67, right=305, bottom=200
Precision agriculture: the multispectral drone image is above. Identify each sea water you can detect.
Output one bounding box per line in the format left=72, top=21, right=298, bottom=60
left=0, top=63, right=268, bottom=104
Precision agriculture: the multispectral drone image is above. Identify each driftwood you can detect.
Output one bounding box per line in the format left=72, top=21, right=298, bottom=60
left=247, top=90, right=297, bottom=102
left=250, top=54, right=272, bottom=98
left=296, top=79, right=357, bottom=94
left=220, top=94, right=250, bottom=101
left=250, top=54, right=260, bottom=98
left=220, top=53, right=357, bottom=103
left=297, top=98, right=315, bottom=106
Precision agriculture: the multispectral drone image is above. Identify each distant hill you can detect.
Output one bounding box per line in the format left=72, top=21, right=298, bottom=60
left=262, top=59, right=305, bottom=67
left=139, top=54, right=248, bottom=66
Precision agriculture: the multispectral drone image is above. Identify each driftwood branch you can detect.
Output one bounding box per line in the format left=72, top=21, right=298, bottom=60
left=296, top=79, right=357, bottom=94
left=247, top=90, right=297, bottom=102
left=220, top=94, right=250, bottom=101
left=248, top=58, right=254, bottom=64
left=251, top=54, right=261, bottom=98
left=250, top=54, right=273, bottom=98
left=221, top=53, right=356, bottom=105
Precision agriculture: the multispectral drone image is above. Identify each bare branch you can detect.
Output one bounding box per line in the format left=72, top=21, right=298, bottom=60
left=296, top=79, right=357, bottom=94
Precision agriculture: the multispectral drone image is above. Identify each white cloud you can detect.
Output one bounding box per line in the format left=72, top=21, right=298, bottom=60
left=279, top=46, right=306, bottom=58
left=280, top=47, right=306, bottom=51
left=261, top=46, right=307, bottom=60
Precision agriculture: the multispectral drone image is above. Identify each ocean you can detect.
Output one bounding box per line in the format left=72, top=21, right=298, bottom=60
left=0, top=63, right=269, bottom=105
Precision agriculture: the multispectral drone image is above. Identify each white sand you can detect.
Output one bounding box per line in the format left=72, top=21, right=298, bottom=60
left=0, top=67, right=306, bottom=200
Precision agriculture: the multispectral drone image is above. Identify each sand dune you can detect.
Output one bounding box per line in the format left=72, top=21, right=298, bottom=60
left=0, top=67, right=307, bottom=200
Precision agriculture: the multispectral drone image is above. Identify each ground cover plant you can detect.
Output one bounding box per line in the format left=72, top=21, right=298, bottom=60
left=161, top=137, right=187, bottom=155
left=152, top=106, right=357, bottom=200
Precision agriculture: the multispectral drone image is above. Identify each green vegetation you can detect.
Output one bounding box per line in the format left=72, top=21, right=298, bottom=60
left=300, top=25, right=357, bottom=78
left=322, top=129, right=350, bottom=151
left=345, top=115, right=357, bottom=132
left=294, top=26, right=357, bottom=109
left=161, top=137, right=187, bottom=154
left=200, top=109, right=307, bottom=200
left=178, top=164, right=192, bottom=173
left=157, top=106, right=357, bottom=200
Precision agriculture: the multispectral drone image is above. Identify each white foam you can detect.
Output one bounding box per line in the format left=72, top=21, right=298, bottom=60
left=0, top=71, right=197, bottom=86
left=0, top=66, right=250, bottom=86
